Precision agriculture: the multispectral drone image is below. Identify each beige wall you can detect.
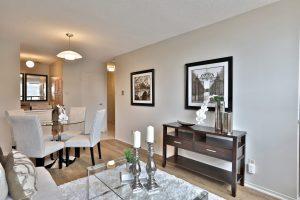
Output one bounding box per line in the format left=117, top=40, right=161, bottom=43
left=63, top=59, right=107, bottom=133
left=0, top=39, right=20, bottom=154
left=107, top=71, right=115, bottom=125
left=115, top=1, right=300, bottom=199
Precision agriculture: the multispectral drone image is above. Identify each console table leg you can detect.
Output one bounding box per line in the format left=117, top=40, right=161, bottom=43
left=162, top=125, right=167, bottom=167
left=240, top=135, right=246, bottom=186
left=162, top=145, right=166, bottom=167
left=232, top=184, right=237, bottom=197
left=232, top=138, right=238, bottom=197
left=174, top=128, right=178, bottom=160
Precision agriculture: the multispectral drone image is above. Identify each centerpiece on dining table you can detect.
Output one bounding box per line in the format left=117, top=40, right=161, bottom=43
left=56, top=105, right=69, bottom=123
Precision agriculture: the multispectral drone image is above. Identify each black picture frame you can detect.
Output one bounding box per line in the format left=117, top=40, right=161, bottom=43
left=185, top=57, right=233, bottom=112
left=130, top=69, right=155, bottom=106
left=20, top=73, right=25, bottom=101
left=25, top=74, right=48, bottom=102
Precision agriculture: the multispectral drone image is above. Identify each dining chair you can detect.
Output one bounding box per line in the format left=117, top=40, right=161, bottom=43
left=4, top=109, right=25, bottom=148
left=60, top=107, right=86, bottom=141
left=25, top=109, right=54, bottom=141
left=65, top=109, right=106, bottom=166
left=10, top=115, right=65, bottom=168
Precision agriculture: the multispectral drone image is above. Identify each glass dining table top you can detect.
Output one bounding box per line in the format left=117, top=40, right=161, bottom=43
left=41, top=120, right=85, bottom=126
left=40, top=120, right=85, bottom=167
left=40, top=120, right=85, bottom=142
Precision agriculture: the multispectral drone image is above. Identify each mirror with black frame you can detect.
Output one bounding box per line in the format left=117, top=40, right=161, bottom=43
left=25, top=74, right=48, bottom=101
left=20, top=73, right=24, bottom=101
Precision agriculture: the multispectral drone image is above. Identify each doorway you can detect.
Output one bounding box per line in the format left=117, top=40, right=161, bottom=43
left=107, top=70, right=115, bottom=138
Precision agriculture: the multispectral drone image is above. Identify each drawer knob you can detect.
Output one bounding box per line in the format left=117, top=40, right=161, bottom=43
left=174, top=141, right=182, bottom=145
left=206, top=149, right=217, bottom=153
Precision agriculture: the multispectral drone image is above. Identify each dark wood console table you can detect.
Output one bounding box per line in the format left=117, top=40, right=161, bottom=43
left=162, top=122, right=246, bottom=197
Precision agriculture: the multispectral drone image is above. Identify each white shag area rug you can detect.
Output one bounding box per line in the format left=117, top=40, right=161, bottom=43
left=58, top=162, right=224, bottom=200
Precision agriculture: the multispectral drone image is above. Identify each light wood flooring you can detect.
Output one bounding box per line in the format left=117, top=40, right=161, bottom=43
left=48, top=139, right=278, bottom=200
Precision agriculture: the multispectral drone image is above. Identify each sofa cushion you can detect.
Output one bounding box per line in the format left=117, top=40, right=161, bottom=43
left=31, top=167, right=63, bottom=200
left=5, top=167, right=63, bottom=200
left=5, top=150, right=37, bottom=200
left=0, top=163, right=8, bottom=200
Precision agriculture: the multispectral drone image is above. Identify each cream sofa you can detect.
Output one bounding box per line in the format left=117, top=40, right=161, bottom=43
left=5, top=167, right=63, bottom=200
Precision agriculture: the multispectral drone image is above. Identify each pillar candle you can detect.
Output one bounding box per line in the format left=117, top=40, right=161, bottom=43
left=147, top=126, right=154, bottom=143
left=133, top=131, right=141, bottom=148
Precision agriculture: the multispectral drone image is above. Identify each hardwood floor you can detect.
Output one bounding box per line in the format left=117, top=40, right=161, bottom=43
left=48, top=139, right=277, bottom=200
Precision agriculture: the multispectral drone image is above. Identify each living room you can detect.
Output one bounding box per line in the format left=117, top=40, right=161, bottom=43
left=0, top=0, right=299, bottom=200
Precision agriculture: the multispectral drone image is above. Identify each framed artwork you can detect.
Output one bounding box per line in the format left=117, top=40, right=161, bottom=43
left=185, top=57, right=232, bottom=112
left=131, top=69, right=155, bottom=106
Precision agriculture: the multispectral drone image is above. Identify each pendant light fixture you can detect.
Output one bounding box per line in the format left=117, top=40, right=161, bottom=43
left=57, top=33, right=82, bottom=61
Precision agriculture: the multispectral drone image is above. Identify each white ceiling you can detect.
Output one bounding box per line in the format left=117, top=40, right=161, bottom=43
left=0, top=0, right=278, bottom=64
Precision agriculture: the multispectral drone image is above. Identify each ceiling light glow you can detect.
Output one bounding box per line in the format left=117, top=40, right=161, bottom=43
left=26, top=60, right=35, bottom=68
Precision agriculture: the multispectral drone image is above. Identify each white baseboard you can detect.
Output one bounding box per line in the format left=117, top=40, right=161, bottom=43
left=245, top=181, right=296, bottom=200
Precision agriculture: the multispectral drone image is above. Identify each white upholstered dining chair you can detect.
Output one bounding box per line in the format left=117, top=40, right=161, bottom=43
left=4, top=109, right=25, bottom=148
left=65, top=109, right=105, bottom=166
left=10, top=115, right=65, bottom=168
left=25, top=109, right=53, bottom=141
left=60, top=107, right=86, bottom=141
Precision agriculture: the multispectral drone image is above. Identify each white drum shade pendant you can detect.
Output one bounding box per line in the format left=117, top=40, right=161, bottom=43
left=57, top=33, right=82, bottom=61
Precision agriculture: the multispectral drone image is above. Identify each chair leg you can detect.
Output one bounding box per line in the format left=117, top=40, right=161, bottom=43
left=58, top=149, right=63, bottom=169
left=35, top=158, right=45, bottom=167
left=90, top=147, right=95, bottom=166
left=97, top=142, right=102, bottom=159
left=50, top=153, right=54, bottom=160
left=66, top=147, right=70, bottom=167
left=75, top=147, right=80, bottom=158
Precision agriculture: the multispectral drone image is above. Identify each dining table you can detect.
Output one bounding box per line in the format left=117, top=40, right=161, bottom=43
left=41, top=120, right=85, bottom=168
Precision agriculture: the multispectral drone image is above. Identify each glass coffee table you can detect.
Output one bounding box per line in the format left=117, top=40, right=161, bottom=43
left=87, top=157, right=209, bottom=200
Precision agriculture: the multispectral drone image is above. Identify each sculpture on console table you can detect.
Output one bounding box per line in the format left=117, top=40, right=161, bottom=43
left=195, top=92, right=211, bottom=125
left=196, top=95, right=227, bottom=132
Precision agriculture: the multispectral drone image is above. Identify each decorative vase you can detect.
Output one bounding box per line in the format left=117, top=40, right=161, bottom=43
left=221, top=112, right=233, bottom=133
left=215, top=101, right=224, bottom=131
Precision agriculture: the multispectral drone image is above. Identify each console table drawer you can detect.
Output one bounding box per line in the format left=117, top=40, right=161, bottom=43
left=194, top=142, right=232, bottom=161
left=165, top=135, right=193, bottom=151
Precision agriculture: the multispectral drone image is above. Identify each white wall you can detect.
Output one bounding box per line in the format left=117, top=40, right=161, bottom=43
left=0, top=39, right=20, bottom=154
left=63, top=59, right=107, bottom=133
left=115, top=0, right=300, bottom=199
